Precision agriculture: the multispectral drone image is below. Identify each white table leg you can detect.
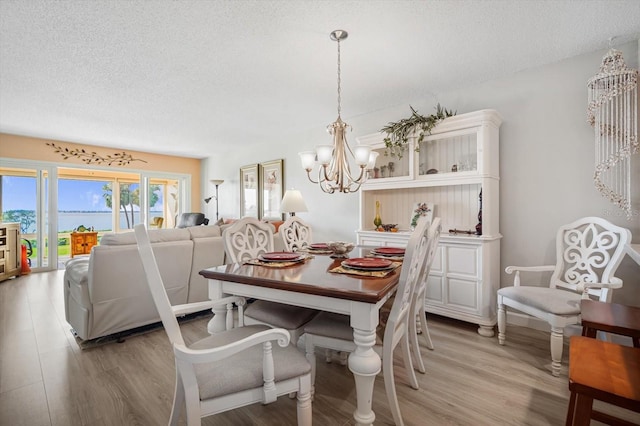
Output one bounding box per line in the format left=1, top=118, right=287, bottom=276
left=207, top=279, right=228, bottom=334
left=207, top=304, right=227, bottom=334
left=348, top=327, right=381, bottom=426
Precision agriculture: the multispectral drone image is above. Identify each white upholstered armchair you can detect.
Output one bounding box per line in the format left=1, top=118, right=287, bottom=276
left=497, top=216, right=631, bottom=376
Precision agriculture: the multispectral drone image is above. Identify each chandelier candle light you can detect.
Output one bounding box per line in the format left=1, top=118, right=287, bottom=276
left=299, top=30, right=379, bottom=194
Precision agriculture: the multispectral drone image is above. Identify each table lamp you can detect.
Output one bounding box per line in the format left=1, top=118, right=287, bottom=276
left=280, top=189, right=308, bottom=217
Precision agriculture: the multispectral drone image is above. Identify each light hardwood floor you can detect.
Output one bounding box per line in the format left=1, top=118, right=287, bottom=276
left=1, top=271, right=637, bottom=425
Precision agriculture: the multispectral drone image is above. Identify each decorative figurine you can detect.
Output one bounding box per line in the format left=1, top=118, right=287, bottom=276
left=475, top=189, right=482, bottom=235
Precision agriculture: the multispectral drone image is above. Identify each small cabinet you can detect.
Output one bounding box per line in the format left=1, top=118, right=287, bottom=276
left=70, top=232, right=98, bottom=258
left=356, top=109, right=502, bottom=336
left=0, top=222, right=21, bottom=282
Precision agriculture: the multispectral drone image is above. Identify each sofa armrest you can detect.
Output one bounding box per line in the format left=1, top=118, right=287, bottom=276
left=64, top=258, right=91, bottom=308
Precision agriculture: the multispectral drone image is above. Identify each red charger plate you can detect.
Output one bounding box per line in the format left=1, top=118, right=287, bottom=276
left=343, top=257, right=393, bottom=269
left=373, top=247, right=405, bottom=255
left=310, top=243, right=329, bottom=249
left=260, top=252, right=301, bottom=261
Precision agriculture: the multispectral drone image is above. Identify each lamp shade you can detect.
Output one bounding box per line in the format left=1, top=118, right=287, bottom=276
left=210, top=179, right=224, bottom=186
left=280, top=189, right=308, bottom=214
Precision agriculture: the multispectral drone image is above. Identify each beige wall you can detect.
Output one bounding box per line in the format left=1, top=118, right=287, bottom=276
left=0, top=133, right=202, bottom=211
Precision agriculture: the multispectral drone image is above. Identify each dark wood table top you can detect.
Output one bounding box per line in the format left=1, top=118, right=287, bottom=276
left=200, top=247, right=401, bottom=304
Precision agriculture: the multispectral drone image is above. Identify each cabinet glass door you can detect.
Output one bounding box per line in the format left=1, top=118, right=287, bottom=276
left=367, top=145, right=412, bottom=181
left=418, top=131, right=477, bottom=176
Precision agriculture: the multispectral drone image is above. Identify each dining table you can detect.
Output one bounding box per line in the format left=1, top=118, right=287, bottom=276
left=199, top=247, right=402, bottom=426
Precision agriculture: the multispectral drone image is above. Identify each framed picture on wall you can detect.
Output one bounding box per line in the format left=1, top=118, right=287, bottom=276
left=240, top=164, right=259, bottom=218
left=259, top=159, right=284, bottom=220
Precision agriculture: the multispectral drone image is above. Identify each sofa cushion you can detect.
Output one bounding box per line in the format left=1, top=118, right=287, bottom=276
left=100, top=228, right=191, bottom=245
left=187, top=225, right=222, bottom=239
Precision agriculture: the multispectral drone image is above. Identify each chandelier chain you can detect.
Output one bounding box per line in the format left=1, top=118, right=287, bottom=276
left=336, top=37, right=341, bottom=117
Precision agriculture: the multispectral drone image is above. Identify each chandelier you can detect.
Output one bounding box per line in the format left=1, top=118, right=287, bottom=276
left=299, top=30, right=378, bottom=194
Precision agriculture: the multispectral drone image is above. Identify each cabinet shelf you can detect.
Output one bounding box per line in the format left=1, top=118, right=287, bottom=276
left=356, top=109, right=502, bottom=336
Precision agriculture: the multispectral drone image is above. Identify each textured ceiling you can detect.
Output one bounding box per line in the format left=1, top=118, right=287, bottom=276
left=1, top=0, right=639, bottom=158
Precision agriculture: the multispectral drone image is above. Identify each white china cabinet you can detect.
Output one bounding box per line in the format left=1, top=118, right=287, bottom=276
left=356, top=109, right=502, bottom=336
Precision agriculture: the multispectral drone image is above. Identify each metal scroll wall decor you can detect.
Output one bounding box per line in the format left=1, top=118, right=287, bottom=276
left=587, top=47, right=638, bottom=219
left=46, top=142, right=148, bottom=166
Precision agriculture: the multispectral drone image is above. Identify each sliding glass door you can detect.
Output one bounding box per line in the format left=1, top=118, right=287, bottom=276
left=1, top=162, right=57, bottom=270
left=0, top=162, right=191, bottom=271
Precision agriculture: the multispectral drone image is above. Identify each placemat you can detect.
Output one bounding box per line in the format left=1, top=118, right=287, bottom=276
left=329, top=261, right=401, bottom=278
left=299, top=247, right=333, bottom=255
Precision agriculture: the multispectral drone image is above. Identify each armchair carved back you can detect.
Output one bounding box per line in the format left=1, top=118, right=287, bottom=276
left=280, top=216, right=312, bottom=252
left=551, top=217, right=631, bottom=301
left=223, top=217, right=274, bottom=263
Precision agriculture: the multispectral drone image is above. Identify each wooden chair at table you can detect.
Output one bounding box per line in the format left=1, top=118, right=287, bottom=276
left=408, top=217, right=441, bottom=373
left=223, top=217, right=318, bottom=345
left=133, top=224, right=312, bottom=426
left=279, top=216, right=313, bottom=252
left=497, top=216, right=631, bottom=376
left=303, top=216, right=435, bottom=426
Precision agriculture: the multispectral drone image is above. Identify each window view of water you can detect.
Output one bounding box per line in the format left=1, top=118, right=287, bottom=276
left=58, top=211, right=163, bottom=232
left=7, top=211, right=164, bottom=233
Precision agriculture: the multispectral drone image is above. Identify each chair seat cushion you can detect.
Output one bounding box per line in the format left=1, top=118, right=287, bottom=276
left=303, top=311, right=353, bottom=341
left=498, top=286, right=582, bottom=315
left=190, top=324, right=311, bottom=399
left=245, top=300, right=318, bottom=329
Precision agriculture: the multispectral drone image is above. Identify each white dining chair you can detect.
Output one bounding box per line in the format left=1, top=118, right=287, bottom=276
left=409, top=217, right=441, bottom=373
left=497, top=216, right=631, bottom=376
left=223, top=217, right=318, bottom=345
left=303, top=216, right=433, bottom=426
left=134, top=224, right=312, bottom=426
left=279, top=216, right=313, bottom=252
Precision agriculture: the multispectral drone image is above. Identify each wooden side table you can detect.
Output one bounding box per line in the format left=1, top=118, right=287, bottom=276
left=581, top=300, right=640, bottom=348
left=70, top=231, right=98, bottom=258
left=566, top=336, right=640, bottom=425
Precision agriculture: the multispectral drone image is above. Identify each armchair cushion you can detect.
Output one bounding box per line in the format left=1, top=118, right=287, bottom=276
left=190, top=324, right=311, bottom=399
left=498, top=286, right=581, bottom=315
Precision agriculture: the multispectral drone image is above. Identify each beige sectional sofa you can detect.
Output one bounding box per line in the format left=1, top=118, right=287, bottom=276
left=64, top=224, right=284, bottom=341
